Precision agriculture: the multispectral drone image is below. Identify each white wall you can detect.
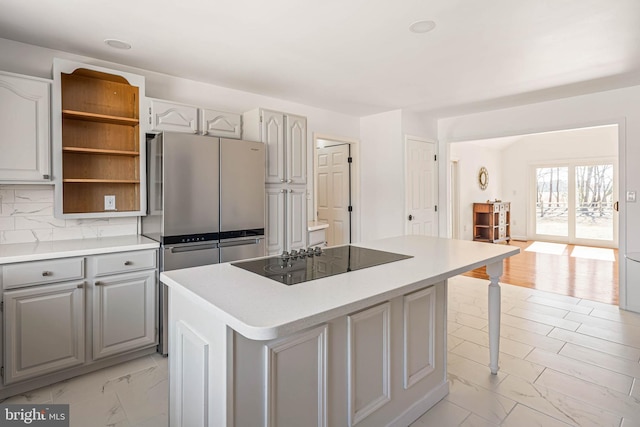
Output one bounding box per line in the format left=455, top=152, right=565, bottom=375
left=0, top=38, right=360, bottom=244
left=438, top=85, right=640, bottom=311
left=359, top=110, right=438, bottom=242
left=501, top=125, right=618, bottom=240
left=450, top=143, right=503, bottom=241
left=360, top=110, right=403, bottom=241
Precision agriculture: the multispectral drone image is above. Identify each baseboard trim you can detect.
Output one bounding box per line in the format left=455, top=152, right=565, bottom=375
left=386, top=380, right=449, bottom=427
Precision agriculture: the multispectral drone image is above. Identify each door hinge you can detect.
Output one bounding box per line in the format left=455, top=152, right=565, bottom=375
left=0, top=300, right=3, bottom=312
left=348, top=206, right=353, bottom=212
left=434, top=155, right=437, bottom=161
left=435, top=205, right=438, bottom=212
left=1, top=366, right=3, bottom=378
left=348, top=157, right=353, bottom=163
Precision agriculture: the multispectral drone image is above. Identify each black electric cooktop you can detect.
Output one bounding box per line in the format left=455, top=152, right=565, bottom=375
left=231, top=245, right=413, bottom=286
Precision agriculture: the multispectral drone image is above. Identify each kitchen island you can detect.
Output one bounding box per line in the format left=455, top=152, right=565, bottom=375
left=160, top=235, right=519, bottom=427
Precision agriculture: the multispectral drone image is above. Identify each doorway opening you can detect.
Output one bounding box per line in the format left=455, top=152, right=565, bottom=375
left=449, top=124, right=619, bottom=304
left=313, top=134, right=360, bottom=246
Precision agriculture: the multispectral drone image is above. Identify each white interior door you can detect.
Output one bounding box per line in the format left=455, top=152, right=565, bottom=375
left=317, top=143, right=350, bottom=246
left=405, top=137, right=438, bottom=236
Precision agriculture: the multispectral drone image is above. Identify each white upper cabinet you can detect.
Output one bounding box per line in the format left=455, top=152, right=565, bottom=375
left=148, top=98, right=198, bottom=134
left=262, top=110, right=285, bottom=184
left=243, top=108, right=307, bottom=185
left=200, top=108, right=241, bottom=139
left=286, top=114, right=307, bottom=185
left=0, top=71, right=51, bottom=183
left=147, top=98, right=241, bottom=138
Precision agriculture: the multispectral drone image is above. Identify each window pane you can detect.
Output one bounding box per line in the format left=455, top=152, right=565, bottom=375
left=536, top=167, right=568, bottom=236
left=575, top=164, right=614, bottom=240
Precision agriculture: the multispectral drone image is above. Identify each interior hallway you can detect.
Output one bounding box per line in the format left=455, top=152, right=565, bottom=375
left=464, top=240, right=619, bottom=305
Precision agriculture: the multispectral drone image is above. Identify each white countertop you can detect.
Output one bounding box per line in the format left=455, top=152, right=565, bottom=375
left=307, top=220, right=329, bottom=231
left=161, top=235, right=519, bottom=341
left=0, top=235, right=160, bottom=264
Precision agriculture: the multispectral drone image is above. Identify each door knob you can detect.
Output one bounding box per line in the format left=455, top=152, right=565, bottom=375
left=408, top=215, right=413, bottom=221
left=614, top=201, right=619, bottom=212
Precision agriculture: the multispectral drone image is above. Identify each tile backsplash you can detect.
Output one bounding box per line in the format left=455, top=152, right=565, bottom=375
left=0, top=185, right=138, bottom=244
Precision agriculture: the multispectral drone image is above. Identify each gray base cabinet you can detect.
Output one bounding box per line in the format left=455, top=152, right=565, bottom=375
left=3, top=281, right=85, bottom=384
left=92, top=271, right=156, bottom=360
left=0, top=248, right=158, bottom=396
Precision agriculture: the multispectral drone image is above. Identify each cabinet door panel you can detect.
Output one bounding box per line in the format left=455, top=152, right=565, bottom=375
left=285, top=114, right=307, bottom=185
left=265, top=325, right=327, bottom=427
left=287, top=187, right=307, bottom=251
left=200, top=109, right=241, bottom=138
left=93, top=271, right=156, bottom=359
left=0, top=72, right=50, bottom=182
left=149, top=99, right=198, bottom=133
left=266, top=187, right=286, bottom=255
left=262, top=110, right=285, bottom=184
left=4, top=282, right=84, bottom=384
left=347, top=302, right=391, bottom=425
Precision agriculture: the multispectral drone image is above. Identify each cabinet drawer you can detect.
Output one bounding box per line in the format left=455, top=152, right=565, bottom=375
left=3, top=258, right=84, bottom=289
left=308, top=229, right=327, bottom=247
left=93, top=250, right=156, bottom=276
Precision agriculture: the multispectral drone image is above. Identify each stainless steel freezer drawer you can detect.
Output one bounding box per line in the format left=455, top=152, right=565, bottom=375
left=161, top=243, right=220, bottom=271
left=219, top=237, right=265, bottom=263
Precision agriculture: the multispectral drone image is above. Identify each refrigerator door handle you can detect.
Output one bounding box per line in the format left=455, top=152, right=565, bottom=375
left=170, top=243, right=219, bottom=253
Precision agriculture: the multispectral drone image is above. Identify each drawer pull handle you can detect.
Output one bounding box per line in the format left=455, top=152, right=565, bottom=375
left=42, top=271, right=53, bottom=277
left=124, top=261, right=133, bottom=266
left=77, top=283, right=84, bottom=289
left=95, top=281, right=103, bottom=286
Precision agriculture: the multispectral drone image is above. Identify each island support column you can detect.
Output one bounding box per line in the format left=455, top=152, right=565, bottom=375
left=486, top=261, right=503, bottom=375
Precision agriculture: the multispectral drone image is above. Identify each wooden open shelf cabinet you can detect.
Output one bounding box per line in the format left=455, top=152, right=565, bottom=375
left=473, top=202, right=511, bottom=244
left=56, top=62, right=145, bottom=216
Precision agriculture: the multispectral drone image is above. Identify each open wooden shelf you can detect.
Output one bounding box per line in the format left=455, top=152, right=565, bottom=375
left=62, top=110, right=139, bottom=126
left=62, top=147, right=139, bottom=156
left=60, top=68, right=141, bottom=214
left=63, top=179, right=140, bottom=184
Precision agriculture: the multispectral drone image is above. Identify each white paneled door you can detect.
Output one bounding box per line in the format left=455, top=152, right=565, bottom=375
left=317, top=143, right=351, bottom=246
left=405, top=136, right=438, bottom=236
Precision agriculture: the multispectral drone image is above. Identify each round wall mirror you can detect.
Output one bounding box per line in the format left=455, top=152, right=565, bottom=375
left=478, top=167, right=489, bottom=190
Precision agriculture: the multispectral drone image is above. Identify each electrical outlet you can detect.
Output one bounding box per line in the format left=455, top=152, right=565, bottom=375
left=627, top=191, right=637, bottom=203
left=104, top=195, right=116, bottom=211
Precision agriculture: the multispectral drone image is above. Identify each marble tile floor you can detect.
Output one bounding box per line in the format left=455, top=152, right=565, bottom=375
left=3, top=275, right=640, bottom=426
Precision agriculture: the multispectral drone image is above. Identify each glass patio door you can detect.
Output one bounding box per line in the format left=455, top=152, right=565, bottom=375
left=534, top=162, right=617, bottom=247
left=575, top=164, right=615, bottom=242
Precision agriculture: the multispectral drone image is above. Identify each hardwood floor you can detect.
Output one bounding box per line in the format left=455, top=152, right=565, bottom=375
left=463, top=240, right=619, bottom=305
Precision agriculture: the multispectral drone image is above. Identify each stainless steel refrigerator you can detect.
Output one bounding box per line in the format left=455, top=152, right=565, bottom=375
left=142, top=131, right=265, bottom=354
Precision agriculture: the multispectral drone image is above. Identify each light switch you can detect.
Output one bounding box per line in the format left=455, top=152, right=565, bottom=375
left=627, top=191, right=637, bottom=203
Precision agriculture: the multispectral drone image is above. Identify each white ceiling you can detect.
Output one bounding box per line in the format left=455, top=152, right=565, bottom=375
left=1, top=0, right=639, bottom=117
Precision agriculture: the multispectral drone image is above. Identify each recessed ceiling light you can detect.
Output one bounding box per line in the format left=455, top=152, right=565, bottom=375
left=409, top=20, right=436, bottom=34
left=104, top=39, right=132, bottom=50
